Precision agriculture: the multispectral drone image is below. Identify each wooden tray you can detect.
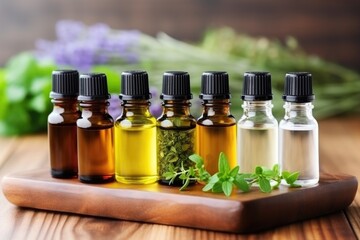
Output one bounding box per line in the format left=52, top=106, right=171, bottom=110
left=1, top=169, right=357, bottom=233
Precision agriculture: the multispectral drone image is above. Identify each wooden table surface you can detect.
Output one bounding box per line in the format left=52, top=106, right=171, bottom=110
left=0, top=117, right=359, bottom=239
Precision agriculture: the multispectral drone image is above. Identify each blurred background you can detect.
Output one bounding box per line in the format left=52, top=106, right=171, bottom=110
left=0, top=0, right=360, bottom=135
left=1, top=0, right=359, bottom=69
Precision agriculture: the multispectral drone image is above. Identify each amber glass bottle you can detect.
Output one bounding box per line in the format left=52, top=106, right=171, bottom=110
left=157, top=71, right=196, bottom=185
left=196, top=71, right=237, bottom=175
left=77, top=73, right=115, bottom=183
left=48, top=70, right=80, bottom=178
left=115, top=70, right=158, bottom=184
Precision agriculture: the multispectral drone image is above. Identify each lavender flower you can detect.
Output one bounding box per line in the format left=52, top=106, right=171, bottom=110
left=108, top=94, right=122, bottom=120
left=108, top=87, right=163, bottom=120
left=36, top=20, right=141, bottom=72
left=149, top=87, right=162, bottom=118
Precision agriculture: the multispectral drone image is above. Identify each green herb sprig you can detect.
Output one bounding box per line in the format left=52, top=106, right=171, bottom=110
left=164, top=152, right=301, bottom=197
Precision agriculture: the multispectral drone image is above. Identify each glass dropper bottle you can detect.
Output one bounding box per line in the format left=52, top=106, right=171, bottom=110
left=279, top=72, right=319, bottom=187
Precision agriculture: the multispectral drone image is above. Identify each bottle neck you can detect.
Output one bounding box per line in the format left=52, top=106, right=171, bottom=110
left=51, top=97, right=78, bottom=112
left=161, top=100, right=192, bottom=116
left=283, top=102, right=314, bottom=119
left=79, top=99, right=110, bottom=114
left=121, top=100, right=152, bottom=116
left=201, top=99, right=232, bottom=116
left=242, top=100, right=274, bottom=118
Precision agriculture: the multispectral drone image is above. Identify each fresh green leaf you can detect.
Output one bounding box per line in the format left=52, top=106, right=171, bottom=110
left=255, top=166, right=263, bottom=175
left=222, top=181, right=233, bottom=197
left=259, top=177, right=272, bottom=193
left=189, top=154, right=204, bottom=169
left=212, top=181, right=224, bottom=193
left=229, top=166, right=240, bottom=178
left=218, top=152, right=230, bottom=174
left=282, top=171, right=290, bottom=179
left=284, top=172, right=300, bottom=185
left=234, top=175, right=250, bottom=192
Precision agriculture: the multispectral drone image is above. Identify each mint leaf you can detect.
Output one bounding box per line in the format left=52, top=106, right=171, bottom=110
left=259, top=177, right=272, bottom=193
left=234, top=175, right=250, bottom=192
left=222, top=181, right=233, bottom=197
left=284, top=172, right=300, bottom=185
left=218, top=152, right=230, bottom=174
left=212, top=181, right=223, bottom=193
left=255, top=166, right=263, bottom=175
left=229, top=166, right=240, bottom=178
left=189, top=154, right=204, bottom=169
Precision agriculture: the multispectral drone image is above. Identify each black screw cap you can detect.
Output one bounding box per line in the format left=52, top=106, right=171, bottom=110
left=120, top=70, right=151, bottom=100
left=161, top=71, right=192, bottom=100
left=200, top=71, right=231, bottom=100
left=50, top=70, right=79, bottom=98
left=78, top=73, right=110, bottom=101
left=242, top=72, right=272, bottom=101
left=283, top=72, right=315, bottom=103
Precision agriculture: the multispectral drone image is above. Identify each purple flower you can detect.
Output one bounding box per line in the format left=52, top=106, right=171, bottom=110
left=56, top=20, right=85, bottom=43
left=36, top=20, right=141, bottom=71
left=108, top=94, right=122, bottom=120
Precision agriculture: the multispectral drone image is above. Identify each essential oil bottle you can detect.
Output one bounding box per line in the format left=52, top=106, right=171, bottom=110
left=279, top=72, right=319, bottom=186
left=48, top=70, right=80, bottom=178
left=157, top=71, right=196, bottom=185
left=196, top=71, right=237, bottom=175
left=77, top=73, right=115, bottom=183
left=237, top=72, right=278, bottom=173
left=115, top=70, right=158, bottom=184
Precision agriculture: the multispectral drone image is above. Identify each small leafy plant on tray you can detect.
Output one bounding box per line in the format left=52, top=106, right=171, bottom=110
left=164, top=152, right=301, bottom=197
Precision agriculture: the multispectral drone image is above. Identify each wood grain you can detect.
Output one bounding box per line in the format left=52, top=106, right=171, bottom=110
left=1, top=170, right=358, bottom=233
left=0, top=117, right=359, bottom=239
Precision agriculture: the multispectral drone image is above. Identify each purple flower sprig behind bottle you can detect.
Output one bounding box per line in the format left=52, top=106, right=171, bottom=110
left=36, top=20, right=140, bottom=72
left=108, top=87, right=162, bottom=120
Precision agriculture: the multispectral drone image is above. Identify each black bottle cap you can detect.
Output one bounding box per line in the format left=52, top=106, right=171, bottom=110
left=283, top=72, right=315, bottom=103
left=50, top=70, right=79, bottom=98
left=120, top=70, right=151, bottom=100
left=200, top=71, right=231, bottom=100
left=160, top=71, right=192, bottom=100
left=78, top=73, right=110, bottom=101
left=242, top=72, right=272, bottom=101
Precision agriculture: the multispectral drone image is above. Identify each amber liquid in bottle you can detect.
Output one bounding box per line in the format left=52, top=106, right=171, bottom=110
left=78, top=125, right=115, bottom=183
left=197, top=123, right=237, bottom=174
left=49, top=123, right=78, bottom=178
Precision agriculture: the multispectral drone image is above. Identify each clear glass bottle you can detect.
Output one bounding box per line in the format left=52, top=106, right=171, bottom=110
left=279, top=72, right=319, bottom=186
left=115, top=70, right=158, bottom=184
left=77, top=73, right=115, bottom=183
left=196, top=71, right=237, bottom=175
left=237, top=72, right=278, bottom=173
left=157, top=71, right=196, bottom=185
left=48, top=70, right=80, bottom=178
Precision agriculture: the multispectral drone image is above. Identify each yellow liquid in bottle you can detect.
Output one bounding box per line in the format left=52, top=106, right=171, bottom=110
left=197, top=123, right=237, bottom=174
left=115, top=124, right=158, bottom=184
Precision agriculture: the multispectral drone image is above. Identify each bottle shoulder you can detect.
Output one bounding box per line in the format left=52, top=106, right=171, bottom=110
left=48, top=108, right=80, bottom=124
left=115, top=114, right=156, bottom=128
left=157, top=113, right=196, bottom=128
left=279, top=117, right=318, bottom=129
left=197, top=114, right=236, bottom=126
left=238, top=114, right=278, bottom=128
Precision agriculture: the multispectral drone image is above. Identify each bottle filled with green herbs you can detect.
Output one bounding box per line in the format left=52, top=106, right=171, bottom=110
left=196, top=71, right=237, bottom=175
left=157, top=71, right=196, bottom=185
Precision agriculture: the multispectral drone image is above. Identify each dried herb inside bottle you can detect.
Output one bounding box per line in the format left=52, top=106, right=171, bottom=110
left=158, top=126, right=196, bottom=185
